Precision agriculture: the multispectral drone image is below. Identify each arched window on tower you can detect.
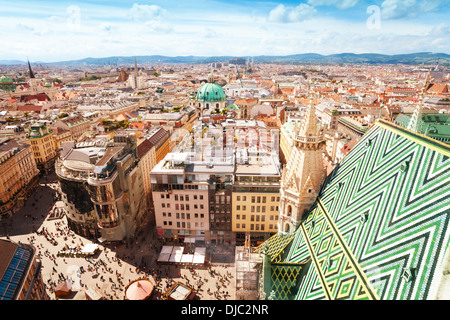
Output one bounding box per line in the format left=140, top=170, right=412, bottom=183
left=287, top=205, right=292, bottom=217
left=284, top=222, right=290, bottom=233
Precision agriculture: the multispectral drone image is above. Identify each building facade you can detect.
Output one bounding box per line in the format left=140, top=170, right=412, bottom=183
left=53, top=115, right=91, bottom=141
left=232, top=176, right=281, bottom=246
left=151, top=120, right=281, bottom=245
left=151, top=153, right=212, bottom=244
left=27, top=122, right=57, bottom=173
left=0, top=138, right=39, bottom=218
left=0, top=239, right=48, bottom=300
left=51, top=127, right=73, bottom=151
left=56, top=133, right=147, bottom=242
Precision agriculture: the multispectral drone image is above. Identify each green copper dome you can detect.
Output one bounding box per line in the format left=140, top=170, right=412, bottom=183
left=196, top=82, right=226, bottom=102
left=0, top=75, right=15, bottom=91
left=0, top=75, right=13, bottom=83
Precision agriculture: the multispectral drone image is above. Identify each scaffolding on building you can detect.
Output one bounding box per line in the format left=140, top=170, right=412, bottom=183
left=234, top=233, right=263, bottom=300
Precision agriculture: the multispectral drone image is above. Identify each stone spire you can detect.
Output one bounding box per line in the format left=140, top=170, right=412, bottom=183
left=298, top=98, right=320, bottom=137
left=27, top=59, right=35, bottom=79
left=278, top=91, right=327, bottom=235
left=407, top=68, right=431, bottom=133
left=407, top=91, right=424, bottom=133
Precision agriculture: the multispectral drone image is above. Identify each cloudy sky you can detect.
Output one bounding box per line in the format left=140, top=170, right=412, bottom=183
left=1, top=0, right=449, bottom=62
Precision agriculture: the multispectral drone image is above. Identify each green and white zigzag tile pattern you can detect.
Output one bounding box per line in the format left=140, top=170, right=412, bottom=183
left=278, top=122, right=450, bottom=300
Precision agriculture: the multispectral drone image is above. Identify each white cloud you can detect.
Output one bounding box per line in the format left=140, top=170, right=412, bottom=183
left=100, top=23, right=113, bottom=32
left=145, top=20, right=173, bottom=33
left=381, top=0, right=444, bottom=20
left=269, top=3, right=316, bottom=23
left=201, top=27, right=219, bottom=38
left=429, top=23, right=450, bottom=36
left=307, top=0, right=359, bottom=9
left=16, top=23, right=35, bottom=32
left=128, top=4, right=166, bottom=21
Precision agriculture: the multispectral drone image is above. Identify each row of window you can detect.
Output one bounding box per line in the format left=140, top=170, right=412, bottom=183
left=235, top=223, right=277, bottom=231
left=236, top=195, right=280, bottom=203
left=161, top=203, right=205, bottom=210
left=236, top=214, right=278, bottom=221
left=235, top=205, right=279, bottom=212
left=160, top=194, right=204, bottom=201
left=162, top=221, right=206, bottom=228
left=161, top=212, right=205, bottom=219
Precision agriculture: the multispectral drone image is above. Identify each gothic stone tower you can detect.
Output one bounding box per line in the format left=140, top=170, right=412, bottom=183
left=407, top=67, right=432, bottom=134
left=278, top=99, right=327, bottom=234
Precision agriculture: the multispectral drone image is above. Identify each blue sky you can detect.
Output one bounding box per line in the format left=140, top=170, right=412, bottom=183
left=1, top=0, right=449, bottom=62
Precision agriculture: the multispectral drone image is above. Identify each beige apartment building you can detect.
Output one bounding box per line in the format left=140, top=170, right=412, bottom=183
left=232, top=157, right=281, bottom=245
left=27, top=122, right=57, bottom=173
left=151, top=153, right=210, bottom=243
left=137, top=137, right=157, bottom=214
left=152, top=187, right=210, bottom=241
left=53, top=115, right=91, bottom=140
left=0, top=138, right=39, bottom=218
left=137, top=128, right=171, bottom=221
left=232, top=193, right=280, bottom=239
left=51, top=126, right=73, bottom=151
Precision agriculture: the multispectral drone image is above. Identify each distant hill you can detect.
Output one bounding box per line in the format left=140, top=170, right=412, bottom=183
left=2, top=52, right=449, bottom=66
left=255, top=52, right=450, bottom=65
left=0, top=60, right=28, bottom=65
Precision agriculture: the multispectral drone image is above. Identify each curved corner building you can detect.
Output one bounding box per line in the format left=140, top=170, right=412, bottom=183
left=56, top=133, right=145, bottom=242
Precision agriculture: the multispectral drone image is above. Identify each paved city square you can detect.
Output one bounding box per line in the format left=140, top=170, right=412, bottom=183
left=0, top=173, right=237, bottom=300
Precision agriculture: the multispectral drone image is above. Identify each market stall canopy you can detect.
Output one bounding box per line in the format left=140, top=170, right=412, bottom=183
left=55, top=281, right=72, bottom=297
left=169, top=246, right=184, bottom=263
left=81, top=243, right=99, bottom=255
left=161, top=246, right=174, bottom=254
left=193, top=247, right=206, bottom=264
left=125, top=279, right=154, bottom=300
left=181, top=254, right=193, bottom=263
left=85, top=287, right=104, bottom=300
left=165, top=283, right=196, bottom=300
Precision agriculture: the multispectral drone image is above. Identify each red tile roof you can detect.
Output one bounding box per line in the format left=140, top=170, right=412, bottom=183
left=17, top=105, right=44, bottom=113
left=427, top=84, right=448, bottom=93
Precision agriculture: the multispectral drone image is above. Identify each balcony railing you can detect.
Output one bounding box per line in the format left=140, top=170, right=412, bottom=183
left=55, top=161, right=90, bottom=182
left=98, top=220, right=119, bottom=229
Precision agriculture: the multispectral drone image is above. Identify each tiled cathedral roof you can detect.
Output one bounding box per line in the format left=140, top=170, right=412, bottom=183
left=261, top=120, right=450, bottom=300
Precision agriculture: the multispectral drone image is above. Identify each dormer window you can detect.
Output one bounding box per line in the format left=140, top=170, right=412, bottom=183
left=400, top=160, right=409, bottom=172
left=402, top=267, right=417, bottom=282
